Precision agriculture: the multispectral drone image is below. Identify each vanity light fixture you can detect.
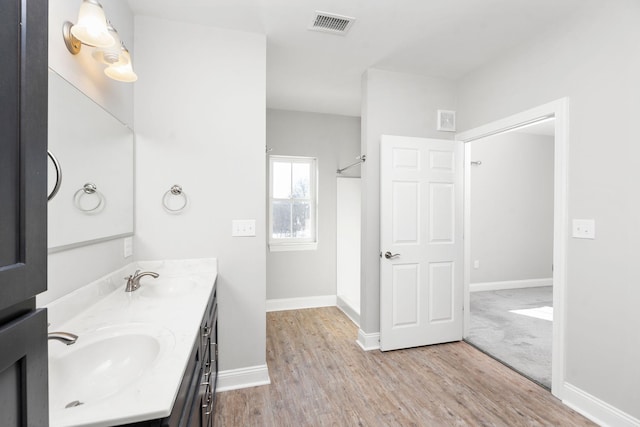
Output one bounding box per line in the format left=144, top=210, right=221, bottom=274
left=62, top=0, right=137, bottom=83
left=104, top=47, right=138, bottom=82
left=63, top=0, right=113, bottom=51
left=91, top=23, right=124, bottom=65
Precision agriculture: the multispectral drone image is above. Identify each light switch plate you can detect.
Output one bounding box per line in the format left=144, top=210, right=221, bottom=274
left=232, top=220, right=256, bottom=237
left=572, top=219, right=595, bottom=239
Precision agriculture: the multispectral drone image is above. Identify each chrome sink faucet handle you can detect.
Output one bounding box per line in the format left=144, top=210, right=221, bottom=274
left=124, top=269, right=140, bottom=292
left=124, top=270, right=160, bottom=292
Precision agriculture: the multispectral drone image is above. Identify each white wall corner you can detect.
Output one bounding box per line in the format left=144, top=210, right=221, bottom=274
left=470, top=278, right=553, bottom=293
left=563, top=383, right=640, bottom=427
left=356, top=329, right=380, bottom=351
left=336, top=296, right=360, bottom=327
left=216, top=365, right=271, bottom=392
left=266, top=295, right=337, bottom=312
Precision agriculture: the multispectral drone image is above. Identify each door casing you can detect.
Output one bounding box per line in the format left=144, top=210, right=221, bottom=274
left=455, top=98, right=569, bottom=399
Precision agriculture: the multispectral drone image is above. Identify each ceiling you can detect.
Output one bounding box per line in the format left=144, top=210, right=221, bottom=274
left=128, top=0, right=587, bottom=117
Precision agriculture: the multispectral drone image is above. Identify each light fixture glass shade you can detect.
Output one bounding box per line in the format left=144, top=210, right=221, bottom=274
left=105, top=49, right=138, bottom=82
left=70, top=0, right=114, bottom=48
left=92, top=25, right=127, bottom=65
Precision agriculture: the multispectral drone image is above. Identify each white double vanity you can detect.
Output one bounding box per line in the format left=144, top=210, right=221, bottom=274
left=46, top=258, right=218, bottom=427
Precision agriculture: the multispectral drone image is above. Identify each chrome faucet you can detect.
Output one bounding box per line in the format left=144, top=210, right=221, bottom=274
left=125, top=270, right=159, bottom=292
left=48, top=332, right=78, bottom=345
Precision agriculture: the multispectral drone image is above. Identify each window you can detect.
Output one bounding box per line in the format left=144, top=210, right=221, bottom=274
left=269, top=156, right=317, bottom=251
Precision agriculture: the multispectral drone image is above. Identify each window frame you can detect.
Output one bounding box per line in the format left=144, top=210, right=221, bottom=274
left=268, top=155, right=318, bottom=252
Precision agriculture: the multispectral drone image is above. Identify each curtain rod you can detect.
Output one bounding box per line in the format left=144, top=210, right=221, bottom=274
left=337, top=155, right=366, bottom=174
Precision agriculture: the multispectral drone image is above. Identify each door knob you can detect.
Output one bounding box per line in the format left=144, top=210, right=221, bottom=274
left=384, top=251, right=400, bottom=259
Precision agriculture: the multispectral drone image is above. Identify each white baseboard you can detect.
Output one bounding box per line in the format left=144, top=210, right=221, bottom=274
left=563, top=382, right=640, bottom=427
left=336, top=295, right=360, bottom=327
left=470, top=278, right=552, bottom=292
left=266, top=295, right=336, bottom=312
left=216, top=364, right=271, bottom=392
left=356, top=329, right=380, bottom=351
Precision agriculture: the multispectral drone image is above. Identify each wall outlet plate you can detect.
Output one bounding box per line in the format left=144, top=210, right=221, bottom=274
left=123, top=237, right=133, bottom=257
left=572, top=219, right=595, bottom=239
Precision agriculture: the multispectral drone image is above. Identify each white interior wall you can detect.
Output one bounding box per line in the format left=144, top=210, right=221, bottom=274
left=266, top=109, right=360, bottom=301
left=40, top=0, right=134, bottom=306
left=470, top=132, right=554, bottom=286
left=456, top=0, right=640, bottom=418
left=360, top=69, right=457, bottom=338
left=336, top=177, right=361, bottom=316
left=134, top=16, right=267, bottom=375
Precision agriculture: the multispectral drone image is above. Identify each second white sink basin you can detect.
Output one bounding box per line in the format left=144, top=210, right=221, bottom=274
left=49, top=323, right=174, bottom=411
left=139, top=278, right=197, bottom=297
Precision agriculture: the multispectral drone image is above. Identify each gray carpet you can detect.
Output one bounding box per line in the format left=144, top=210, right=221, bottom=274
left=466, top=286, right=552, bottom=389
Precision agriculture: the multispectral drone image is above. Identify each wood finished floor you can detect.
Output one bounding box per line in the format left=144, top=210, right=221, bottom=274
left=214, top=307, right=595, bottom=426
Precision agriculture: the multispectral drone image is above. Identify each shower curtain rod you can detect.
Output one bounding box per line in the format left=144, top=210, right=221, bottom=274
left=337, top=155, right=366, bottom=174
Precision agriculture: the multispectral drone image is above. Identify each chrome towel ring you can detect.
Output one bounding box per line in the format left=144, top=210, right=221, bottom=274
left=163, top=184, right=188, bottom=213
left=48, top=151, right=62, bottom=201
left=73, top=182, right=105, bottom=213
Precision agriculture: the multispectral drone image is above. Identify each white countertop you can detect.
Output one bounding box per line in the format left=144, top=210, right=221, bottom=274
left=46, top=258, right=217, bottom=427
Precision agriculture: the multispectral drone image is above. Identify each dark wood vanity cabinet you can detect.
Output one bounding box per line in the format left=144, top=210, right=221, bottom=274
left=171, top=281, right=218, bottom=427
left=190, top=282, right=218, bottom=427
left=0, top=0, right=49, bottom=426
left=126, top=281, right=218, bottom=427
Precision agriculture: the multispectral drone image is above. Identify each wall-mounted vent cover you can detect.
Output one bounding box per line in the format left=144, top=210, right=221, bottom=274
left=309, top=11, right=356, bottom=35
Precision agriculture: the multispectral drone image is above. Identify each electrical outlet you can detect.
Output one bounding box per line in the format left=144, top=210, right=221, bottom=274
left=473, top=260, right=480, bottom=269
left=572, top=219, right=595, bottom=239
left=232, top=220, right=256, bottom=237
left=123, top=237, right=133, bottom=258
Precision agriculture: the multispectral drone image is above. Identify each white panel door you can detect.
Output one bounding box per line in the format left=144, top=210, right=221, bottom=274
left=380, top=135, right=463, bottom=351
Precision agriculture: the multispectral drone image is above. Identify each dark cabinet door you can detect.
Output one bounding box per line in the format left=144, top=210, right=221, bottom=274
left=0, top=309, right=49, bottom=427
left=0, top=0, right=48, bottom=316
left=0, top=0, right=49, bottom=426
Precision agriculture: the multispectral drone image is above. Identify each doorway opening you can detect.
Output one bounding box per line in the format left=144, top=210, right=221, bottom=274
left=336, top=176, right=362, bottom=325
left=457, top=98, right=569, bottom=399
left=465, top=118, right=555, bottom=389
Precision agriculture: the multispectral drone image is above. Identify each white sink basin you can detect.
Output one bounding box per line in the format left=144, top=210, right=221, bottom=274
left=139, top=278, right=197, bottom=297
left=49, top=324, right=174, bottom=411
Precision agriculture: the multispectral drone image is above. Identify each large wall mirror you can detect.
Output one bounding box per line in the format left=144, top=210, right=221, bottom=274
left=47, top=69, right=134, bottom=251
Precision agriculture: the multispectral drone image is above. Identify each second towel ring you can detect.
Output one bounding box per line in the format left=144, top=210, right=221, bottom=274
left=163, top=185, right=188, bottom=213
left=73, top=182, right=105, bottom=213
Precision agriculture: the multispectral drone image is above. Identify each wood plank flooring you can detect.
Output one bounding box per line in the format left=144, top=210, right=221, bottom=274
left=214, top=307, right=595, bottom=426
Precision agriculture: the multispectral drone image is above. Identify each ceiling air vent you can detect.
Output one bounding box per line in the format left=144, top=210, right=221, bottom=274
left=309, top=11, right=356, bottom=35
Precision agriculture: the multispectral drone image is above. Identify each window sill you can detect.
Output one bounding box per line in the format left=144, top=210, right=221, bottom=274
left=269, top=242, right=318, bottom=252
